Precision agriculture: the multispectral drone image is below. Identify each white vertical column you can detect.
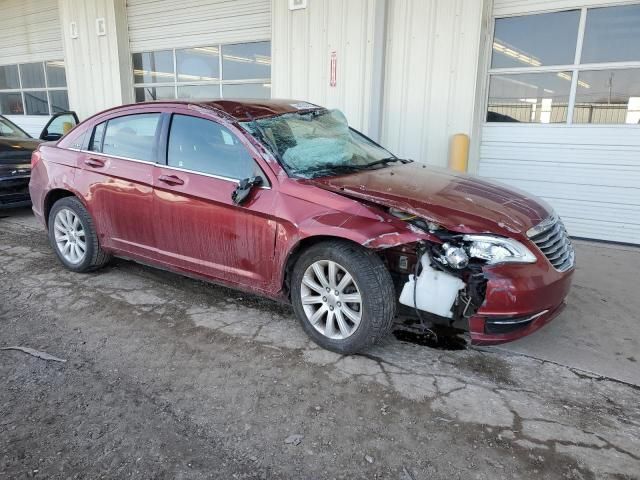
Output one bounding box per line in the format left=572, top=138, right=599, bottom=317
left=271, top=0, right=387, bottom=138
left=58, top=0, right=133, bottom=120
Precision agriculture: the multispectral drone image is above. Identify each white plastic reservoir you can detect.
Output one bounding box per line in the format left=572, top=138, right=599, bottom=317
left=399, top=256, right=466, bottom=318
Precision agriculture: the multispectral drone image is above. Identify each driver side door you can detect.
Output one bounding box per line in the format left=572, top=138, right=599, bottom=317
left=152, top=111, right=278, bottom=292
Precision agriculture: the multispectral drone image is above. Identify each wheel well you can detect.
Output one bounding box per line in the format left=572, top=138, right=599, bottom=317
left=282, top=235, right=365, bottom=300
left=44, top=189, right=75, bottom=226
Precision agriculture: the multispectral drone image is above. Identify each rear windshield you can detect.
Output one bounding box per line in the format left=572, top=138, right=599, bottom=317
left=241, top=109, right=396, bottom=178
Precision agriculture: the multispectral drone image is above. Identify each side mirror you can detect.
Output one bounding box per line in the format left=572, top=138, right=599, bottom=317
left=231, top=176, right=263, bottom=205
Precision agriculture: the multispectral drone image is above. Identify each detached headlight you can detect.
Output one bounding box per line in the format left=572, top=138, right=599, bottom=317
left=463, top=235, right=537, bottom=265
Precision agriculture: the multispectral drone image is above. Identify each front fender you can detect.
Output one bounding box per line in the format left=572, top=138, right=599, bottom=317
left=297, top=209, right=437, bottom=249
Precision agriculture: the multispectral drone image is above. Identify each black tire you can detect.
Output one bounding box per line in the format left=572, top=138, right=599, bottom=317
left=291, top=240, right=396, bottom=354
left=48, top=196, right=111, bottom=273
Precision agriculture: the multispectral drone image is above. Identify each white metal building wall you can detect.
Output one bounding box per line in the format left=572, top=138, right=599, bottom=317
left=271, top=0, right=386, bottom=137
left=381, top=0, right=485, bottom=168
left=0, top=0, right=64, bottom=65
left=479, top=0, right=640, bottom=244
left=126, top=0, right=271, bottom=52
left=58, top=0, right=134, bottom=120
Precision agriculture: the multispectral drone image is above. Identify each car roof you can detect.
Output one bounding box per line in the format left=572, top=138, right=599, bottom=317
left=120, top=99, right=322, bottom=122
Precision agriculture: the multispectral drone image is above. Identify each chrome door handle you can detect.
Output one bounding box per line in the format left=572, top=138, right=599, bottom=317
left=158, top=174, right=185, bottom=186
left=84, top=158, right=105, bottom=168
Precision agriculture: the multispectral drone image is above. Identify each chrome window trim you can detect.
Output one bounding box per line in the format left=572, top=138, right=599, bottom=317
left=160, top=163, right=239, bottom=184
left=77, top=149, right=272, bottom=189
left=79, top=149, right=156, bottom=165
left=160, top=164, right=272, bottom=189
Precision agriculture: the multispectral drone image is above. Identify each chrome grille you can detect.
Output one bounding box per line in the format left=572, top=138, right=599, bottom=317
left=527, top=216, right=575, bottom=272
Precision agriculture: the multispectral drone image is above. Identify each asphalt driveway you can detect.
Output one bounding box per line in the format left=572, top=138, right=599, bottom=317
left=1, top=207, right=639, bottom=479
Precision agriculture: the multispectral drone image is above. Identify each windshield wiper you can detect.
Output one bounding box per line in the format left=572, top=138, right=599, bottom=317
left=298, top=157, right=412, bottom=178
left=299, top=163, right=365, bottom=177
left=361, top=157, right=411, bottom=169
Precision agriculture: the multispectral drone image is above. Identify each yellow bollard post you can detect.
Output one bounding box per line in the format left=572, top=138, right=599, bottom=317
left=449, top=133, right=470, bottom=173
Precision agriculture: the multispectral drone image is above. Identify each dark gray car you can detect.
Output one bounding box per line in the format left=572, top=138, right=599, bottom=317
left=0, top=112, right=78, bottom=208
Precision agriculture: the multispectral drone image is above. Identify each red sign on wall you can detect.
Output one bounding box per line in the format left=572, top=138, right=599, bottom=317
left=330, top=51, right=337, bottom=87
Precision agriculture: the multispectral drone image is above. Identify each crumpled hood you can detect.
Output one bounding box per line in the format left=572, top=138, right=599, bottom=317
left=306, top=163, right=553, bottom=236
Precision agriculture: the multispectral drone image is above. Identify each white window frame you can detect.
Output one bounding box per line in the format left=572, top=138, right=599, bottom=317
left=486, top=3, right=640, bottom=126
left=0, top=61, right=69, bottom=116
left=132, top=41, right=271, bottom=101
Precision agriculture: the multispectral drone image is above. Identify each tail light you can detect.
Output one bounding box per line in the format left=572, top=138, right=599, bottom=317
left=31, top=150, right=42, bottom=168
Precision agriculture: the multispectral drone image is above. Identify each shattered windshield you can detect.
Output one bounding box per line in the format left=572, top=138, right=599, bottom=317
left=241, top=109, right=404, bottom=178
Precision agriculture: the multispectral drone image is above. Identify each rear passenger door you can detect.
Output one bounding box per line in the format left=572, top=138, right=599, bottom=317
left=152, top=111, right=277, bottom=290
left=75, top=112, right=162, bottom=259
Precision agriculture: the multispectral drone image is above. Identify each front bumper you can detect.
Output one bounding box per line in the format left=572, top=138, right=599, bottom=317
left=0, top=175, right=31, bottom=208
left=468, top=261, right=574, bottom=345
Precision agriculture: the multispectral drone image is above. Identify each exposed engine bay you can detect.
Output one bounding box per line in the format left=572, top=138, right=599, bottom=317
left=380, top=209, right=489, bottom=334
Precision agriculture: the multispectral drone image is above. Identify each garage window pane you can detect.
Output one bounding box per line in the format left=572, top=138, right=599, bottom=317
left=0, top=92, right=23, bottom=114
left=24, top=91, right=48, bottom=115
left=103, top=114, right=161, bottom=161
left=573, top=69, right=640, bottom=124
left=135, top=86, right=175, bottom=102
left=581, top=5, right=640, bottom=64
left=487, top=72, right=572, bottom=123
left=176, top=47, right=219, bottom=82
left=492, top=10, right=580, bottom=69
left=19, top=63, right=46, bottom=88
left=49, top=91, right=69, bottom=112
left=45, top=61, right=67, bottom=87
left=133, top=50, right=174, bottom=84
left=222, top=83, right=271, bottom=99
left=222, top=42, right=271, bottom=80
left=0, top=65, right=20, bottom=89
left=177, top=84, right=220, bottom=99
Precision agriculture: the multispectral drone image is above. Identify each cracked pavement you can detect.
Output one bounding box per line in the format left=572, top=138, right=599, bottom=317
left=1, top=209, right=639, bottom=479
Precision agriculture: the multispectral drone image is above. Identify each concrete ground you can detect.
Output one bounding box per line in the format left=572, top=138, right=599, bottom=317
left=1, top=207, right=639, bottom=479
left=495, top=240, right=640, bottom=387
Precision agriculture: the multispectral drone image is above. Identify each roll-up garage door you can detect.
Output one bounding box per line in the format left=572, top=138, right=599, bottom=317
left=126, top=0, right=271, bottom=52
left=0, top=0, right=63, bottom=64
left=478, top=0, right=640, bottom=244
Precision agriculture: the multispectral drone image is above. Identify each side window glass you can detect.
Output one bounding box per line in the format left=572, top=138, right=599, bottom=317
left=89, top=122, right=106, bottom=151
left=102, top=113, right=161, bottom=161
left=167, top=114, right=261, bottom=180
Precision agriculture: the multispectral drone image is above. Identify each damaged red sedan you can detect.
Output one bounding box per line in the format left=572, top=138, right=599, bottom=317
left=29, top=100, right=575, bottom=353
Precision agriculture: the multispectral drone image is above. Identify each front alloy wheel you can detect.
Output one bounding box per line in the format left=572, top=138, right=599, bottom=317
left=291, top=240, right=396, bottom=354
left=301, top=260, right=362, bottom=339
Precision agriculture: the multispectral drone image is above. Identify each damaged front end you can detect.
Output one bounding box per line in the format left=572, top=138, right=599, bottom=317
left=380, top=210, right=573, bottom=346
left=383, top=236, right=488, bottom=344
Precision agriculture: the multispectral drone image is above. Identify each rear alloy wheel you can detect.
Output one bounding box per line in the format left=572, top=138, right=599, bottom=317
left=48, top=196, right=110, bottom=273
left=291, top=240, right=396, bottom=354
left=53, top=208, right=87, bottom=265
